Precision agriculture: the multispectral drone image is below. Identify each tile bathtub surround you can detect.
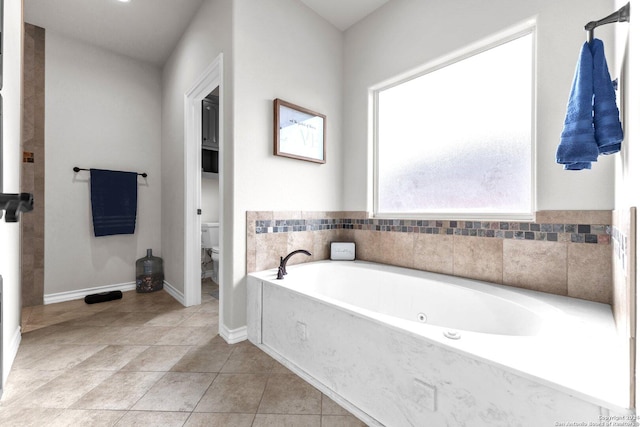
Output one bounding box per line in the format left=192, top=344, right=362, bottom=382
left=247, top=211, right=613, bottom=304
left=1, top=286, right=366, bottom=426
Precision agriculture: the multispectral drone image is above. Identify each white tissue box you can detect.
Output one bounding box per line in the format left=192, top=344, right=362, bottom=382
left=330, top=242, right=356, bottom=261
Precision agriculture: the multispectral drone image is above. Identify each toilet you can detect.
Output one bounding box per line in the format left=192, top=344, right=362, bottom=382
left=201, top=222, right=219, bottom=283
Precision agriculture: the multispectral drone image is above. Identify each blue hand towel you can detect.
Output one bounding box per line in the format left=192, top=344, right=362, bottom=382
left=556, top=42, right=599, bottom=170
left=590, top=38, right=623, bottom=154
left=90, top=169, right=138, bottom=237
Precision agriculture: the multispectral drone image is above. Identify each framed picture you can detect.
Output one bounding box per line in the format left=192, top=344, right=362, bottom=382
left=273, top=98, right=326, bottom=164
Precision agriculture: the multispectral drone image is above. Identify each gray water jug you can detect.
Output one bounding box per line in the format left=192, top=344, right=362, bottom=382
left=136, top=249, right=164, bottom=293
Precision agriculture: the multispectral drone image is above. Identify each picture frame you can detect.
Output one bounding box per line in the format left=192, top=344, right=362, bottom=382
left=273, top=98, right=326, bottom=164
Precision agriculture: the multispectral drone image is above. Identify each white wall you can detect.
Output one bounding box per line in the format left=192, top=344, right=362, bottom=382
left=231, top=0, right=343, bottom=329
left=161, top=0, right=232, bottom=296
left=1, top=0, right=24, bottom=386
left=611, top=0, right=639, bottom=408
left=161, top=0, right=343, bottom=332
left=343, top=0, right=617, bottom=212
left=44, top=31, right=162, bottom=296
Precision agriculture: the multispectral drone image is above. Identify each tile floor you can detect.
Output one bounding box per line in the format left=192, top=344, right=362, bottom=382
left=0, top=280, right=366, bottom=426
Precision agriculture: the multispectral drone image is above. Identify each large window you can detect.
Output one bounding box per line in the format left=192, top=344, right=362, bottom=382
left=374, top=30, right=534, bottom=219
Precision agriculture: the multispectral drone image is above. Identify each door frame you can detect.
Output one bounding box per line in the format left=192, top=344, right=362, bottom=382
left=183, top=55, right=224, bottom=324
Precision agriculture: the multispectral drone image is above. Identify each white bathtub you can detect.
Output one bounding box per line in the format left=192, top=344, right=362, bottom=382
left=247, top=261, right=630, bottom=426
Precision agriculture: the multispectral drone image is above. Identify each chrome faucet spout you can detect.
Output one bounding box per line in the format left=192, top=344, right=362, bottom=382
left=277, top=249, right=312, bottom=279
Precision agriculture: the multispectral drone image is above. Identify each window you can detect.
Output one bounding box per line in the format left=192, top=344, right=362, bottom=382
left=374, top=30, right=534, bottom=219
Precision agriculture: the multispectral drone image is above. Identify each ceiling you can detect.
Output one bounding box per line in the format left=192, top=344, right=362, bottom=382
left=300, top=0, right=389, bottom=31
left=24, top=0, right=389, bottom=67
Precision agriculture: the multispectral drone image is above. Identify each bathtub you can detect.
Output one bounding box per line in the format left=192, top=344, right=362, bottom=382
left=247, top=261, right=629, bottom=426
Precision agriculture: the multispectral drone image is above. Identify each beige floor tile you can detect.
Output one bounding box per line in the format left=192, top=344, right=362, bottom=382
left=194, top=373, right=268, bottom=413
left=252, top=414, right=321, bottom=427
left=220, top=343, right=276, bottom=374
left=0, top=369, right=63, bottom=405
left=321, top=394, right=350, bottom=416
left=109, top=326, right=175, bottom=345
left=321, top=415, right=368, bottom=427
left=184, top=412, right=255, bottom=426
left=79, top=326, right=140, bottom=345
left=73, top=345, right=149, bottom=371
left=154, top=326, right=219, bottom=346
left=114, top=410, right=190, bottom=426
left=48, top=409, right=127, bottom=426
left=197, top=301, right=220, bottom=314
left=9, top=287, right=364, bottom=425
left=62, top=310, right=129, bottom=327
left=131, top=372, right=216, bottom=412
left=143, top=309, right=196, bottom=326
left=110, top=311, right=163, bottom=326
left=11, top=343, right=63, bottom=370
left=71, top=371, right=164, bottom=410
left=170, top=344, right=233, bottom=373
left=0, top=406, right=64, bottom=425
left=271, top=361, right=294, bottom=374
left=19, top=344, right=107, bottom=371
left=180, top=311, right=218, bottom=327
left=9, top=370, right=114, bottom=408
left=120, top=345, right=191, bottom=372
left=20, top=324, right=95, bottom=345
left=257, top=373, right=322, bottom=415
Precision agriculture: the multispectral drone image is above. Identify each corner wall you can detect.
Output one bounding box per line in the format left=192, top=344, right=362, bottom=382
left=44, top=31, right=162, bottom=297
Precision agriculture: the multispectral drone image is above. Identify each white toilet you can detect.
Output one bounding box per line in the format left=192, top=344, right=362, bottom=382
left=201, top=222, right=219, bottom=283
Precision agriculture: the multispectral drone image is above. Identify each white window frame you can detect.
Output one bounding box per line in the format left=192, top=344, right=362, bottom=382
left=371, top=21, right=537, bottom=221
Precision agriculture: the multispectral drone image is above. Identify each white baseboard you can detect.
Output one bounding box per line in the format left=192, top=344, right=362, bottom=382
left=162, top=280, right=185, bottom=305
left=43, top=282, right=136, bottom=305
left=43, top=280, right=186, bottom=308
left=220, top=324, right=248, bottom=344
left=3, top=326, right=22, bottom=386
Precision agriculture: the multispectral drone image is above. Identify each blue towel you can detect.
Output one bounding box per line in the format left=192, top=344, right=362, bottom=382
left=590, top=39, right=623, bottom=154
left=556, top=42, right=599, bottom=170
left=90, top=169, right=138, bottom=237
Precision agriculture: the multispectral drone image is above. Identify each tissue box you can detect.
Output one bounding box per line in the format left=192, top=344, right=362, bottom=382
left=330, top=242, right=356, bottom=261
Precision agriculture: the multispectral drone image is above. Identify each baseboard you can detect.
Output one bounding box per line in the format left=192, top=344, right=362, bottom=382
left=162, top=280, right=185, bottom=306
left=220, top=324, right=248, bottom=344
left=3, top=326, right=22, bottom=386
left=43, top=282, right=136, bottom=305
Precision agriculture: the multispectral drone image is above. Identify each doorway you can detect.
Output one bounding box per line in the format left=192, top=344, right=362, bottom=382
left=200, top=88, right=220, bottom=300
left=183, top=55, right=224, bottom=334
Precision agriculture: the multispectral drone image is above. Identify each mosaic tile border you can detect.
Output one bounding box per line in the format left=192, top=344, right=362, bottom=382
left=255, top=218, right=611, bottom=245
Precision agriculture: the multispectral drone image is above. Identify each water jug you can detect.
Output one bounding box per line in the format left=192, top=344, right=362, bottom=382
left=136, top=249, right=164, bottom=293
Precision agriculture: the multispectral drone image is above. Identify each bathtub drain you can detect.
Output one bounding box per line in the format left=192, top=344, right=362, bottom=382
left=417, top=313, right=427, bottom=323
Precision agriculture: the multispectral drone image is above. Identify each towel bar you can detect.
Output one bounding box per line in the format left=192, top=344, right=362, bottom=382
left=585, top=2, right=630, bottom=42
left=73, top=167, right=148, bottom=178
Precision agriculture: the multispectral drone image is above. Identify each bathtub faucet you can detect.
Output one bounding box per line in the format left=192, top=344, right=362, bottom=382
left=277, top=249, right=312, bottom=279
